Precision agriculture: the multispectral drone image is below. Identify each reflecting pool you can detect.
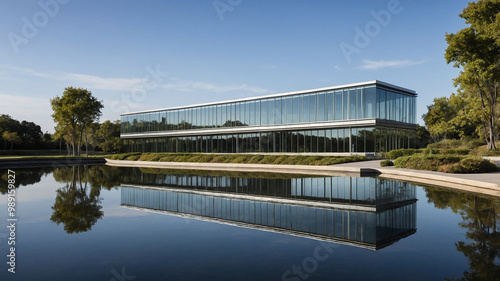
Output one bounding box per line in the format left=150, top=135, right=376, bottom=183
left=0, top=165, right=499, bottom=281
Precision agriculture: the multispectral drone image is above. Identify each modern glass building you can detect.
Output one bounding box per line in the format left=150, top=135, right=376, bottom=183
left=121, top=80, right=417, bottom=154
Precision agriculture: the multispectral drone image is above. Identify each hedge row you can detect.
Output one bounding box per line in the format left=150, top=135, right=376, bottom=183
left=394, top=154, right=497, bottom=173
left=385, top=148, right=471, bottom=160
left=108, top=153, right=367, bottom=166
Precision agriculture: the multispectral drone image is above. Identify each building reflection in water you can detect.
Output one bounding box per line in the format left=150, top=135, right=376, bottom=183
left=120, top=170, right=417, bottom=250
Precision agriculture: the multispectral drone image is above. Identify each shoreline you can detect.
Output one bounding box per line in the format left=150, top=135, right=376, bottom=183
left=0, top=157, right=106, bottom=169
left=105, top=159, right=500, bottom=198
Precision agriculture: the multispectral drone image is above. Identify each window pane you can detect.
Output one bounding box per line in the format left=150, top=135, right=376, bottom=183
left=249, top=101, right=256, bottom=126
left=357, top=89, right=362, bottom=119
left=309, top=94, right=317, bottom=122
left=317, top=92, right=326, bottom=122
left=343, top=90, right=349, bottom=120
left=302, top=95, right=309, bottom=123
left=286, top=97, right=293, bottom=124
left=327, top=91, right=334, bottom=121
left=364, top=87, right=376, bottom=118
left=268, top=99, right=275, bottom=125
left=292, top=97, right=300, bottom=123
left=349, top=89, right=356, bottom=119
left=275, top=98, right=282, bottom=125
left=261, top=100, right=268, bottom=126
left=335, top=91, right=343, bottom=120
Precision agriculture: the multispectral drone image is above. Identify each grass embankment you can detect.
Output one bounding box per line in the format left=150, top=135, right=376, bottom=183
left=383, top=140, right=498, bottom=174
left=108, top=152, right=367, bottom=166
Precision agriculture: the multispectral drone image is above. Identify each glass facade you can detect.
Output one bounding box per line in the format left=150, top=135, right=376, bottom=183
left=122, top=127, right=415, bottom=153
left=120, top=81, right=417, bottom=154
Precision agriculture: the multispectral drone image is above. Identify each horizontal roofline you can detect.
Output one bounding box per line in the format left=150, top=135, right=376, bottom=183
left=121, top=80, right=416, bottom=116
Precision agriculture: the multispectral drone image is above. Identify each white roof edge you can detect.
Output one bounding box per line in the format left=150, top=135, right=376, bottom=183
left=121, top=80, right=416, bottom=116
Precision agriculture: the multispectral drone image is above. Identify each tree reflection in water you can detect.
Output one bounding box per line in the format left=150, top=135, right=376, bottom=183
left=50, top=165, right=122, bottom=234
left=425, top=187, right=500, bottom=281
left=0, top=167, right=53, bottom=194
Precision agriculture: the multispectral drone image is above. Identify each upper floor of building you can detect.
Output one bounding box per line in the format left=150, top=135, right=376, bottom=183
left=120, top=80, right=417, bottom=136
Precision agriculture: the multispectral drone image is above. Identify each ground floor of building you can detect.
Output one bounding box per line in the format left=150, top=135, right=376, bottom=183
left=122, top=126, right=415, bottom=155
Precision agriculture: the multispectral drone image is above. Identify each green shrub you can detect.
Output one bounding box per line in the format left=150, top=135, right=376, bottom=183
left=139, top=153, right=163, bottom=161
left=465, top=139, right=486, bottom=149
left=231, top=155, right=250, bottom=163
left=159, top=156, right=173, bottom=162
left=258, top=155, right=279, bottom=164
left=380, top=160, right=394, bottom=167
left=109, top=153, right=367, bottom=166
left=109, top=152, right=141, bottom=160
left=458, top=157, right=497, bottom=173
left=422, top=148, right=440, bottom=155
left=439, top=163, right=464, bottom=173
left=386, top=149, right=422, bottom=160
left=394, top=154, right=462, bottom=171
left=439, top=148, right=470, bottom=155
left=272, top=155, right=289, bottom=165
left=427, top=139, right=463, bottom=149
left=247, top=155, right=265, bottom=164
left=125, top=154, right=142, bottom=161
left=471, top=146, right=500, bottom=157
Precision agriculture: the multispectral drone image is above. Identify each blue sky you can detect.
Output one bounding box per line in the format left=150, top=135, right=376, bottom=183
left=0, top=0, right=469, bottom=133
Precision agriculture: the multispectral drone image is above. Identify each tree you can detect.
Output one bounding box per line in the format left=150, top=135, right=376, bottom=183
left=84, top=122, right=101, bottom=154
left=445, top=0, right=500, bottom=150
left=50, top=87, right=103, bottom=156
left=2, top=131, right=22, bottom=150
left=423, top=96, right=458, bottom=140
left=423, top=93, right=484, bottom=141
left=98, top=120, right=122, bottom=153
left=416, top=124, right=431, bottom=148
left=19, top=120, right=43, bottom=149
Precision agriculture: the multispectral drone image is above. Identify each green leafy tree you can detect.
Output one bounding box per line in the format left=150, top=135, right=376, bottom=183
left=50, top=87, right=103, bottom=156
left=98, top=120, right=122, bottom=153
left=445, top=0, right=500, bottom=150
left=84, top=122, right=101, bottom=154
left=416, top=124, right=431, bottom=148
left=19, top=120, right=43, bottom=149
left=2, top=131, right=22, bottom=150
left=423, top=93, right=483, bottom=141
left=423, top=95, right=461, bottom=140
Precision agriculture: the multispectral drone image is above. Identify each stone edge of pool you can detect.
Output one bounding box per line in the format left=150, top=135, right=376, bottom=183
left=105, top=159, right=500, bottom=198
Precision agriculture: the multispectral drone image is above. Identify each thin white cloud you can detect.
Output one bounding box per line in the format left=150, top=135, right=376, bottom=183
left=357, top=59, right=426, bottom=70
left=259, top=65, right=278, bottom=69
left=2, top=65, right=145, bottom=92
left=63, top=73, right=146, bottom=92
left=2, top=65, right=272, bottom=95
left=160, top=79, right=272, bottom=95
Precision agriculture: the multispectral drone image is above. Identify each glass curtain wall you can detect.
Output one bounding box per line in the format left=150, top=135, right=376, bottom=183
left=121, top=85, right=417, bottom=134
left=123, top=127, right=415, bottom=154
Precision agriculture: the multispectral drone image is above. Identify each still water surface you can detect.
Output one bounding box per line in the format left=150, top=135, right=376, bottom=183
left=0, top=165, right=499, bottom=281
